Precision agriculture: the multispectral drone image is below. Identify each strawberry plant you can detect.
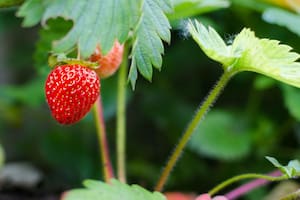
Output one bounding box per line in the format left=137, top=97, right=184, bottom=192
left=1, top=0, right=300, bottom=200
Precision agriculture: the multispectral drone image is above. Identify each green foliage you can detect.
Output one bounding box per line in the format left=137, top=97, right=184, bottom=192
left=40, top=129, right=100, bottom=183
left=230, top=0, right=269, bottom=12
left=0, top=18, right=72, bottom=110
left=282, top=84, right=300, bottom=121
left=128, top=0, right=172, bottom=88
left=41, top=0, right=142, bottom=57
left=266, top=156, right=300, bottom=178
left=34, top=18, right=73, bottom=68
left=188, top=20, right=300, bottom=88
left=189, top=110, right=251, bottom=160
left=102, top=76, right=132, bottom=120
left=188, top=20, right=235, bottom=67
left=262, top=8, right=300, bottom=37
left=16, top=0, right=44, bottom=27
left=3, top=1, right=300, bottom=198
left=63, top=179, right=166, bottom=200
left=17, top=0, right=174, bottom=88
left=0, top=76, right=45, bottom=107
left=254, top=76, right=276, bottom=90
left=167, top=0, right=230, bottom=20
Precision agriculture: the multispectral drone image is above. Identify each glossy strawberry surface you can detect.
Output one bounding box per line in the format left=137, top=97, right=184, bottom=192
left=45, top=64, right=100, bottom=125
left=90, top=41, right=124, bottom=78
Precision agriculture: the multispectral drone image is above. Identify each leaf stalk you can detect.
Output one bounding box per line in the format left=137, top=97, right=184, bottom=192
left=209, top=172, right=287, bottom=197
left=93, top=96, right=115, bottom=182
left=154, top=69, right=234, bottom=191
left=116, top=45, right=129, bottom=183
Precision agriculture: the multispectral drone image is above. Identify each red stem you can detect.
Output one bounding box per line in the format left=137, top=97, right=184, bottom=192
left=94, top=96, right=115, bottom=182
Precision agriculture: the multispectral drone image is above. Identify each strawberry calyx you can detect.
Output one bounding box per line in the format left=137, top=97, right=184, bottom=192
left=48, top=52, right=100, bottom=70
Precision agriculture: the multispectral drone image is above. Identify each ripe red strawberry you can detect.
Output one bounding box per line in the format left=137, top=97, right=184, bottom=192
left=90, top=41, right=124, bottom=78
left=45, top=64, right=100, bottom=125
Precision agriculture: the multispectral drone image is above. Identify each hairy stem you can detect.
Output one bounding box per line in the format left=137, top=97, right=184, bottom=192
left=116, top=45, right=129, bottom=183
left=224, top=170, right=282, bottom=200
left=154, top=70, right=233, bottom=191
left=93, top=96, right=115, bottom=182
left=209, top=172, right=287, bottom=197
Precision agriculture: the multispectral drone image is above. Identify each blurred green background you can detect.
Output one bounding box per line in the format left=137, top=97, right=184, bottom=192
left=0, top=0, right=300, bottom=199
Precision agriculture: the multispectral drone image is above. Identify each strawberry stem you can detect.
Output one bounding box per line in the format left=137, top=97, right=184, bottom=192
left=116, top=45, right=129, bottom=183
left=209, top=171, right=286, bottom=197
left=154, top=69, right=234, bottom=192
left=93, top=96, right=115, bottom=182
left=224, top=170, right=282, bottom=199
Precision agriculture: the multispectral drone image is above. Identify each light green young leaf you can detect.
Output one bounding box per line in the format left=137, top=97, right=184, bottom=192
left=188, top=20, right=300, bottom=88
left=129, top=0, right=172, bottom=89
left=168, top=0, right=230, bottom=20
left=266, top=156, right=300, bottom=178
left=263, top=8, right=300, bottom=37
left=63, top=179, right=166, bottom=200
left=187, top=20, right=238, bottom=67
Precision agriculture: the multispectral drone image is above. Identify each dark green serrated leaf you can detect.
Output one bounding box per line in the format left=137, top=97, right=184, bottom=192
left=263, top=8, right=300, bottom=37
left=129, top=0, right=172, bottom=89
left=266, top=156, right=300, bottom=178
left=16, top=0, right=45, bottom=27
left=34, top=18, right=73, bottom=68
left=188, top=110, right=251, bottom=160
left=18, top=0, right=142, bottom=57
left=40, top=0, right=142, bottom=57
left=63, top=179, right=166, bottom=200
left=18, top=0, right=172, bottom=88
